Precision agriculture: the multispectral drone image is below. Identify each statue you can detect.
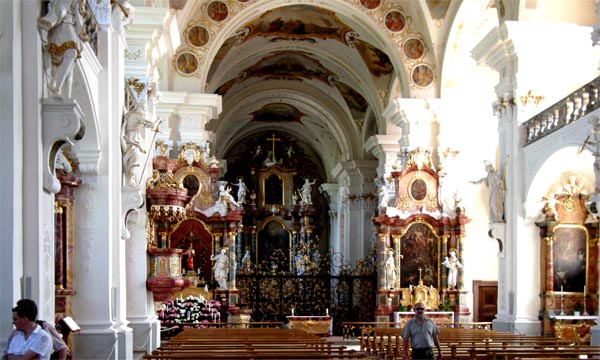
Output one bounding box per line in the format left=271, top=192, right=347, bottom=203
left=294, top=250, right=305, bottom=275
left=442, top=250, right=463, bottom=290
left=384, top=249, right=397, bottom=289
left=299, top=178, right=316, bottom=205
left=197, top=185, right=239, bottom=217
left=121, top=101, right=158, bottom=187
left=211, top=248, right=230, bottom=290
left=185, top=243, right=195, bottom=272
left=38, top=0, right=87, bottom=99
left=241, top=249, right=252, bottom=272
left=471, top=160, right=506, bottom=222
left=232, top=177, right=249, bottom=204
left=375, top=176, right=389, bottom=209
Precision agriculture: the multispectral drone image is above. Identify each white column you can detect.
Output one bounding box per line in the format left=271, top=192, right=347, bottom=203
left=332, top=161, right=378, bottom=263
left=1, top=0, right=25, bottom=345
left=72, top=7, right=132, bottom=358
left=22, top=0, right=57, bottom=322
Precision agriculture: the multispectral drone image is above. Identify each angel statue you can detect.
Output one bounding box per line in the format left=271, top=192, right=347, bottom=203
left=38, top=0, right=87, bottom=99
left=471, top=158, right=507, bottom=223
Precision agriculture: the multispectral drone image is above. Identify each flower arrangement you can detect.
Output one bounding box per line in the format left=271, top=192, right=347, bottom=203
left=157, top=295, right=222, bottom=331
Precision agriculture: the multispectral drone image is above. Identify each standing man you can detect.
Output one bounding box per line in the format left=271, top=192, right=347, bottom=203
left=4, top=299, right=53, bottom=360
left=401, top=302, right=443, bottom=360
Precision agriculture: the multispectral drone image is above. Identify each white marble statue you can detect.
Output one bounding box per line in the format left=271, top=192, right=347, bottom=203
left=471, top=160, right=505, bottom=222
left=198, top=185, right=239, bottom=217
left=121, top=101, right=157, bottom=187
left=375, top=176, right=389, bottom=209
left=299, top=178, right=316, bottom=205
left=38, top=0, right=86, bottom=99
left=232, top=177, right=249, bottom=204
left=442, top=250, right=463, bottom=290
left=384, top=249, right=397, bottom=289
left=211, top=248, right=230, bottom=290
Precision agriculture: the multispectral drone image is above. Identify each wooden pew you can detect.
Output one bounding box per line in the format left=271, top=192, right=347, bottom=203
left=144, top=328, right=371, bottom=360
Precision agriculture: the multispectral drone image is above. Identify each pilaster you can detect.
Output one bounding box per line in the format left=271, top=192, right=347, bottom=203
left=332, top=160, right=378, bottom=262
left=319, top=183, right=340, bottom=255
left=155, top=92, right=222, bottom=152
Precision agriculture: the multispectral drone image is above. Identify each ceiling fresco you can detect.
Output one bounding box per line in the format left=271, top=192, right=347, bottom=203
left=241, top=5, right=352, bottom=43
left=164, top=0, right=451, bottom=180
left=250, top=103, right=305, bottom=124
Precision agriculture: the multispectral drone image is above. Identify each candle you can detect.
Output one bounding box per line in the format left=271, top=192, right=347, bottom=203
left=326, top=308, right=329, bottom=316
left=561, top=285, right=563, bottom=294
left=584, top=285, right=586, bottom=295
left=291, top=308, right=295, bottom=316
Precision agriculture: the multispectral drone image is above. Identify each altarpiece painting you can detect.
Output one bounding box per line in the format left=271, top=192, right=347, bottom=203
left=400, top=222, right=440, bottom=288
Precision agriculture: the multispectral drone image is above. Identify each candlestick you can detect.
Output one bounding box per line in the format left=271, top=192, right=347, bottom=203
left=291, top=308, right=294, bottom=316
left=326, top=308, right=329, bottom=316
left=559, top=287, right=565, bottom=316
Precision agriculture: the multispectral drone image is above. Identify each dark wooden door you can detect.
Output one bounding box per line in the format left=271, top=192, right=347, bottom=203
left=473, top=280, right=497, bottom=322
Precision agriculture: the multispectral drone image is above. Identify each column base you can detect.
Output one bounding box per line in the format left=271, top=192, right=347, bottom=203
left=129, top=316, right=160, bottom=353
left=73, top=323, right=132, bottom=360
left=492, top=317, right=542, bottom=335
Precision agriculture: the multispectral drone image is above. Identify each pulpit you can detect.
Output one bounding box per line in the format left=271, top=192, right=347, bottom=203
left=287, top=316, right=332, bottom=336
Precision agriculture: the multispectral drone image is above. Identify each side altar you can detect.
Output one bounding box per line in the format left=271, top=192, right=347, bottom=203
left=372, top=148, right=471, bottom=323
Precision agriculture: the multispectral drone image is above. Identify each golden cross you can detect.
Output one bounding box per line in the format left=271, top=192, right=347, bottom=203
left=267, top=133, right=281, bottom=158
left=418, top=267, right=423, bottom=282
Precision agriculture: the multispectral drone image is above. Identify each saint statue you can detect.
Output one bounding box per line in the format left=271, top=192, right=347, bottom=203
left=471, top=160, right=506, bottom=223
left=442, top=250, right=463, bottom=290
left=232, top=177, right=249, bottom=204
left=299, top=178, right=316, bottom=205
left=384, top=249, right=397, bottom=289
left=121, top=101, right=160, bottom=187
left=185, top=243, right=195, bottom=272
left=211, top=248, right=230, bottom=290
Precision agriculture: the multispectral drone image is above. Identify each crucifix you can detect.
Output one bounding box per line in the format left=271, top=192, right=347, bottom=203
left=267, top=133, right=281, bottom=161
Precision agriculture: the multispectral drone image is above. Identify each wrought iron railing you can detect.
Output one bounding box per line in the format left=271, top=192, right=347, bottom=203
left=235, top=251, right=377, bottom=336
left=524, top=76, right=600, bottom=146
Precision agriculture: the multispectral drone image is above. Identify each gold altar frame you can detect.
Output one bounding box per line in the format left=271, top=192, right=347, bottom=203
left=257, top=217, right=292, bottom=271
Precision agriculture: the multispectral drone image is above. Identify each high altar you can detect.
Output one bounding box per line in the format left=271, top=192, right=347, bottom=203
left=535, top=182, right=599, bottom=343
left=372, top=148, right=471, bottom=323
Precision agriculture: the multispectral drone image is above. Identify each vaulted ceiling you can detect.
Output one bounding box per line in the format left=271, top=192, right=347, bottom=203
left=159, top=0, right=462, bottom=180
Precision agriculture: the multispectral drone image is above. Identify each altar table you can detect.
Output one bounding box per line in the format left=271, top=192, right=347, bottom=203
left=550, top=315, right=596, bottom=343
left=287, top=316, right=332, bottom=336
left=393, top=311, right=454, bottom=327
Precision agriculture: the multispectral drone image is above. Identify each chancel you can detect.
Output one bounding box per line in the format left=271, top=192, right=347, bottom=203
left=4, top=0, right=600, bottom=359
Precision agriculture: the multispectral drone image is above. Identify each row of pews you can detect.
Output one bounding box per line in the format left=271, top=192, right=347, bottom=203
left=360, top=326, right=600, bottom=359
left=144, top=328, right=373, bottom=359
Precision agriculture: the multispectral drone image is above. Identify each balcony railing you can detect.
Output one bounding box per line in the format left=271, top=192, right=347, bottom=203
left=523, top=76, right=600, bottom=146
